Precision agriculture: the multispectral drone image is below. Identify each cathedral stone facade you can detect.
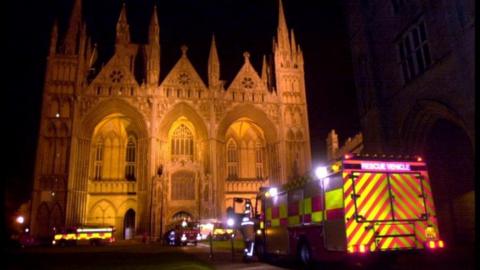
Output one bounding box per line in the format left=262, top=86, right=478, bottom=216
left=31, top=0, right=311, bottom=240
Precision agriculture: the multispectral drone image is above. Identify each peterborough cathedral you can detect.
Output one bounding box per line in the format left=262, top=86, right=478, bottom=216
left=31, top=0, right=311, bottom=240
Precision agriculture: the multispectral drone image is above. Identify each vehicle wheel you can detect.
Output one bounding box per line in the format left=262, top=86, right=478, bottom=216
left=298, top=241, right=312, bottom=266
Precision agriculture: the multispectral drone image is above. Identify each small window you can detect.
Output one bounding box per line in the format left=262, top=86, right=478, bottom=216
left=125, top=137, right=136, bottom=181
left=227, top=140, right=238, bottom=179
left=398, top=20, right=431, bottom=84
left=94, top=140, right=103, bottom=180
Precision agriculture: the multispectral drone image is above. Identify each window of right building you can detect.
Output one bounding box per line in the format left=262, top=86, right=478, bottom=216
left=398, top=19, right=431, bottom=84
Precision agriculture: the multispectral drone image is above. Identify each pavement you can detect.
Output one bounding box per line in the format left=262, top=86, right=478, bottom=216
left=5, top=239, right=475, bottom=270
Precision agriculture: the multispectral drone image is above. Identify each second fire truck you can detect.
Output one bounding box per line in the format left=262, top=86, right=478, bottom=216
left=254, top=154, right=444, bottom=264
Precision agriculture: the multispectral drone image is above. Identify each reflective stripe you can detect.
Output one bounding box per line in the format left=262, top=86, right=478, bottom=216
left=279, top=205, right=287, bottom=218
left=288, top=215, right=300, bottom=225
left=312, top=211, right=323, bottom=222
left=304, top=198, right=312, bottom=214
left=266, top=208, right=272, bottom=220
left=325, top=188, right=343, bottom=210
left=271, top=219, right=280, bottom=227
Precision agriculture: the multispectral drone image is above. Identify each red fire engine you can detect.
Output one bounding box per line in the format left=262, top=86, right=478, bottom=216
left=254, top=154, right=444, bottom=264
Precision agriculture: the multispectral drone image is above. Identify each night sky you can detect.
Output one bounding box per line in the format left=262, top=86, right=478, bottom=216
left=4, top=0, right=359, bottom=213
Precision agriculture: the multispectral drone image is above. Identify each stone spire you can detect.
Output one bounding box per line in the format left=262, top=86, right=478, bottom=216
left=261, top=55, right=268, bottom=83
left=276, top=0, right=290, bottom=51
left=149, top=4, right=160, bottom=44
left=290, top=29, right=297, bottom=55
left=147, top=4, right=160, bottom=85
left=49, top=20, right=58, bottom=56
left=208, top=34, right=220, bottom=88
left=116, top=3, right=130, bottom=44
left=64, top=0, right=82, bottom=55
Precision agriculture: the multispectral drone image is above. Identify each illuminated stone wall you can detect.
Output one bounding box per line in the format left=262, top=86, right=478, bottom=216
left=30, top=0, right=312, bottom=240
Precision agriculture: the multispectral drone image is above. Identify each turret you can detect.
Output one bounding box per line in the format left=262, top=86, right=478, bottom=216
left=49, top=20, right=58, bottom=56
left=261, top=55, right=268, bottom=84
left=208, top=34, right=220, bottom=89
left=147, top=5, right=160, bottom=86
left=116, top=3, right=130, bottom=45
left=63, top=0, right=82, bottom=55
left=326, top=130, right=340, bottom=161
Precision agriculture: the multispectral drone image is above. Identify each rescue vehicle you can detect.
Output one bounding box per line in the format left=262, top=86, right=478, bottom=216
left=52, top=225, right=116, bottom=246
left=165, top=220, right=202, bottom=246
left=254, top=154, right=444, bottom=264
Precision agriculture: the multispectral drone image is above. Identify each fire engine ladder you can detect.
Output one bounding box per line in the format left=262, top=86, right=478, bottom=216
left=372, top=222, right=418, bottom=250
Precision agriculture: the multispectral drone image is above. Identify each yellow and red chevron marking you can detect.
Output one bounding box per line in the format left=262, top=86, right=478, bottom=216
left=352, top=172, right=392, bottom=221
left=344, top=172, right=375, bottom=247
left=374, top=223, right=417, bottom=250
left=389, top=173, right=425, bottom=220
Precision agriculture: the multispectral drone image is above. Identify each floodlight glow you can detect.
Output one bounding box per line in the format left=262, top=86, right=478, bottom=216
left=16, top=216, right=24, bottom=224
left=181, top=220, right=187, bottom=228
left=269, top=187, right=278, bottom=198
left=227, top=218, right=235, bottom=227
left=315, top=166, right=328, bottom=179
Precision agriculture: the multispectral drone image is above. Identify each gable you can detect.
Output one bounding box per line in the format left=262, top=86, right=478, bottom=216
left=227, top=58, right=267, bottom=93
left=91, top=53, right=139, bottom=87
left=160, top=54, right=207, bottom=91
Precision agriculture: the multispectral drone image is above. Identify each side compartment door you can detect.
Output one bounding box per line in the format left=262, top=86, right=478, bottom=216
left=389, top=173, right=428, bottom=220
left=265, top=192, right=289, bottom=254
left=352, top=172, right=393, bottom=222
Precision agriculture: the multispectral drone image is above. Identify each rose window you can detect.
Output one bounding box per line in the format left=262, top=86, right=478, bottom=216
left=241, top=77, right=254, bottom=89
left=109, top=70, right=124, bottom=83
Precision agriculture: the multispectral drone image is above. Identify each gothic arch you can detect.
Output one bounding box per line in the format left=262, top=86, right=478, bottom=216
left=118, top=198, right=137, bottom=218
left=217, top=104, right=278, bottom=142
left=50, top=98, right=60, bottom=117
left=49, top=203, right=63, bottom=230
left=79, top=98, right=149, bottom=139
left=158, top=102, right=208, bottom=140
left=400, top=100, right=472, bottom=154
left=88, top=199, right=117, bottom=226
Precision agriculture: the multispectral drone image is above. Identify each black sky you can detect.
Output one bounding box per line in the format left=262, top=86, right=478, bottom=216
left=4, top=0, right=360, bottom=213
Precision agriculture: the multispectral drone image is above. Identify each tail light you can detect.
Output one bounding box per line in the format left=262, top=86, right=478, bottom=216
left=426, top=239, right=445, bottom=250
left=438, top=240, right=445, bottom=248
left=347, top=245, right=368, bottom=254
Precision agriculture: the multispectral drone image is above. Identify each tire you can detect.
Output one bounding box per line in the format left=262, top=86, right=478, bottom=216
left=298, top=241, right=312, bottom=267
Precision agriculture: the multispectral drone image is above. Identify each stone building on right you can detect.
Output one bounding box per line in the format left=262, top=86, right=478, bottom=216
left=342, top=0, right=474, bottom=246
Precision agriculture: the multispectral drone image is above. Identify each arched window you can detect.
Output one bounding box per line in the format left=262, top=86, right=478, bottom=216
left=227, top=139, right=238, bottom=179
left=94, top=139, right=103, bottom=180
left=125, top=136, right=136, bottom=181
left=255, top=142, right=263, bottom=179
left=171, top=124, right=194, bottom=161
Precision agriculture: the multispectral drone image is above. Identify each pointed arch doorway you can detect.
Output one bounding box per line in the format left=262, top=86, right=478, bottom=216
left=171, top=211, right=193, bottom=223
left=123, top=209, right=135, bottom=240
